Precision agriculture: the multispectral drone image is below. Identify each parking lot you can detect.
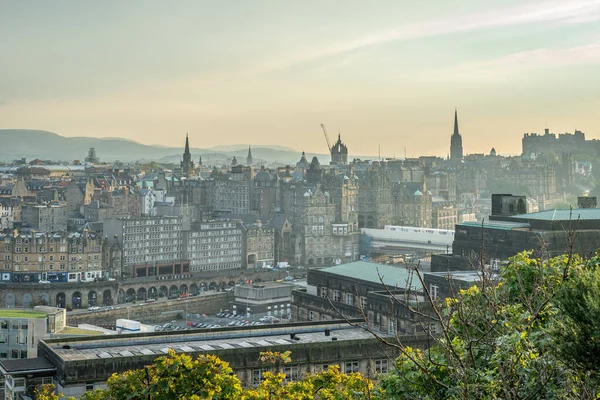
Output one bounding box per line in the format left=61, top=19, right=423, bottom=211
left=155, top=311, right=286, bottom=332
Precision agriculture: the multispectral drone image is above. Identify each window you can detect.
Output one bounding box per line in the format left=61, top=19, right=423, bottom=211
left=320, top=287, right=328, bottom=298
left=309, top=311, right=315, bottom=321
left=430, top=284, right=439, bottom=301
left=0, top=320, right=7, bottom=329
left=360, top=296, right=368, bottom=310
left=252, top=369, right=267, bottom=385
left=0, top=334, right=6, bottom=343
left=283, top=365, right=299, bottom=383
left=374, top=359, right=389, bottom=374
left=344, top=361, right=359, bottom=374
left=388, top=319, right=395, bottom=335
left=333, top=290, right=341, bottom=302
left=346, top=293, right=354, bottom=306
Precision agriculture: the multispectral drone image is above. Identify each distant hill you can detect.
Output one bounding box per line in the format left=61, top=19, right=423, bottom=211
left=0, top=129, right=328, bottom=165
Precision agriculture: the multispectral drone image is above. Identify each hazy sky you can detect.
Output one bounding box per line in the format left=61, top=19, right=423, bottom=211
left=2, top=0, right=600, bottom=157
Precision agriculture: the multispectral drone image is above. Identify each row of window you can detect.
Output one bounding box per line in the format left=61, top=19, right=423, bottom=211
left=250, top=360, right=388, bottom=384
left=0, top=321, right=28, bottom=330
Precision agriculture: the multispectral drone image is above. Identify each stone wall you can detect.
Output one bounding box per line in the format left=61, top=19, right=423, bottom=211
left=66, top=292, right=230, bottom=326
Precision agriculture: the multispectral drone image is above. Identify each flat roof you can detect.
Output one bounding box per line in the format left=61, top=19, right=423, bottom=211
left=509, top=208, right=600, bottom=222
left=316, top=261, right=423, bottom=291
left=460, top=220, right=530, bottom=230
left=0, top=310, right=47, bottom=319
left=0, top=357, right=56, bottom=374
left=426, top=270, right=487, bottom=283
left=43, top=322, right=381, bottom=363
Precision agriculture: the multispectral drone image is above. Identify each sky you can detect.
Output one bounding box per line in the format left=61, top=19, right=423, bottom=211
left=1, top=0, right=600, bottom=158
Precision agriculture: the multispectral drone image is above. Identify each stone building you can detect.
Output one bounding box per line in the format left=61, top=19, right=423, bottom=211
left=356, top=164, right=393, bottom=229
left=330, top=134, right=348, bottom=165
left=292, top=261, right=438, bottom=335
left=432, top=202, right=458, bottom=230
left=0, top=230, right=104, bottom=284
left=243, top=221, right=274, bottom=269
left=393, top=181, right=433, bottom=228
left=21, top=203, right=67, bottom=232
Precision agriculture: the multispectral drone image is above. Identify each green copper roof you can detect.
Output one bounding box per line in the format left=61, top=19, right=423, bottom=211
left=317, top=261, right=423, bottom=291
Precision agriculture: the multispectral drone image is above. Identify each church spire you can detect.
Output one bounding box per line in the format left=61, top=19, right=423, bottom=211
left=453, top=108, right=459, bottom=137
left=184, top=133, right=190, bottom=155
left=246, top=146, right=253, bottom=166
left=450, top=109, right=464, bottom=162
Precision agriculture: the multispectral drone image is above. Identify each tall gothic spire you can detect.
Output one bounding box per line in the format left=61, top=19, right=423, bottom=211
left=246, top=146, right=253, bottom=165
left=453, top=109, right=459, bottom=137
left=184, top=133, right=190, bottom=155
left=450, top=109, right=464, bottom=162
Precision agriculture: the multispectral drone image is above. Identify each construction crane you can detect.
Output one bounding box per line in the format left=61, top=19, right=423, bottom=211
left=321, top=124, right=332, bottom=152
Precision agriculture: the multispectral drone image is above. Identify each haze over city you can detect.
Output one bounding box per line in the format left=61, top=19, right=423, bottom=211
left=2, top=0, right=600, bottom=157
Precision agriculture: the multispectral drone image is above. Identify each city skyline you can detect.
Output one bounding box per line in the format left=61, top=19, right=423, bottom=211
left=2, top=0, right=600, bottom=157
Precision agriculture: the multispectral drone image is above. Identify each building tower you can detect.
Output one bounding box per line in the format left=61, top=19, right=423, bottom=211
left=181, top=133, right=195, bottom=176
left=330, top=134, right=348, bottom=165
left=246, top=146, right=253, bottom=166
left=450, top=109, right=464, bottom=162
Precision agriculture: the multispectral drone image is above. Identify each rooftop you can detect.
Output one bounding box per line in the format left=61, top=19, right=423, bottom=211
left=316, top=261, right=423, bottom=291
left=509, top=208, right=600, bottom=222
left=460, top=220, right=530, bottom=230
left=42, top=321, right=380, bottom=363
left=0, top=310, right=47, bottom=319
left=0, top=357, right=56, bottom=374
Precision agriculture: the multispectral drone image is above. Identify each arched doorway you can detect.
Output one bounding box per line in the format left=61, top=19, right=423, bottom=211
left=148, top=287, right=157, bottom=299
left=238, top=279, right=245, bottom=285
left=247, top=254, right=257, bottom=266
left=56, top=292, right=66, bottom=308
left=169, top=285, right=179, bottom=297
left=208, top=282, right=217, bottom=290
left=190, top=284, right=198, bottom=295
left=199, top=282, right=207, bottom=291
left=118, top=289, right=125, bottom=304
left=227, top=281, right=235, bottom=287
left=308, top=259, right=314, bottom=266
left=125, top=288, right=136, bottom=302
left=159, top=286, right=168, bottom=298
left=22, top=293, right=33, bottom=307
left=88, top=291, right=98, bottom=307
left=103, top=290, right=113, bottom=306
left=179, top=284, right=188, bottom=295
left=137, top=288, right=147, bottom=301
left=72, top=291, right=82, bottom=309
left=40, top=293, right=50, bottom=306
left=5, top=293, right=16, bottom=308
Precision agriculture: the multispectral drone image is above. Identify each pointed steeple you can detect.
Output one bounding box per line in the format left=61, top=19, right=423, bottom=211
left=184, top=133, right=190, bottom=155
left=450, top=109, right=464, bottom=162
left=453, top=109, right=459, bottom=137
left=246, top=146, right=253, bottom=166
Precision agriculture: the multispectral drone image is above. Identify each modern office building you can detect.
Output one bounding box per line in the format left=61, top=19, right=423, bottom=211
left=183, top=220, right=243, bottom=272
left=0, top=307, right=66, bottom=361
left=231, top=282, right=295, bottom=318
left=103, top=216, right=186, bottom=278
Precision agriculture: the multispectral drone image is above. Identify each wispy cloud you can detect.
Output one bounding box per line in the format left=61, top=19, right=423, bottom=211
left=266, top=0, right=600, bottom=71
left=438, top=40, right=600, bottom=79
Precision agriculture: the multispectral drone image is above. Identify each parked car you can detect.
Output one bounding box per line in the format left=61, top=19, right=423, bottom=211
left=39, top=280, right=51, bottom=284
left=104, top=306, right=115, bottom=311
left=145, top=298, right=156, bottom=303
left=87, top=306, right=101, bottom=311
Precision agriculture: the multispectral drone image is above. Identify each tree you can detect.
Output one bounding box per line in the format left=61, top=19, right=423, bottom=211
left=375, top=252, right=600, bottom=399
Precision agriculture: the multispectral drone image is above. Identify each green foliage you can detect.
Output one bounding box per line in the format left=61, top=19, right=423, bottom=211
left=377, top=251, right=600, bottom=400
left=553, top=255, right=600, bottom=374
